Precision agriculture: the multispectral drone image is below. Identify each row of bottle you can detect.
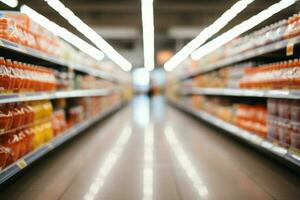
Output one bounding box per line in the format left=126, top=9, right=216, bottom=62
left=187, top=95, right=300, bottom=152
left=194, top=12, right=300, bottom=69
left=189, top=58, right=300, bottom=90
left=240, top=59, right=300, bottom=89
left=285, top=12, right=300, bottom=39
left=235, top=104, right=267, bottom=138
left=0, top=12, right=59, bottom=57
left=0, top=57, right=56, bottom=92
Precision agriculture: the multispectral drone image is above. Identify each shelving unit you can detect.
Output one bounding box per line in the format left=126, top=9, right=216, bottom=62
left=169, top=100, right=300, bottom=169
left=0, top=38, right=118, bottom=83
left=0, top=88, right=120, bottom=104
left=180, top=87, right=300, bottom=99
left=179, top=35, right=300, bottom=81
left=0, top=102, right=124, bottom=185
left=0, top=15, right=130, bottom=185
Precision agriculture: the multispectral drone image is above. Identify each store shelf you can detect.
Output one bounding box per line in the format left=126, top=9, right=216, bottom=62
left=179, top=35, right=300, bottom=81
left=0, top=102, right=124, bottom=185
left=180, top=87, right=300, bottom=99
left=0, top=38, right=117, bottom=82
left=0, top=88, right=120, bottom=104
left=169, top=100, right=300, bottom=169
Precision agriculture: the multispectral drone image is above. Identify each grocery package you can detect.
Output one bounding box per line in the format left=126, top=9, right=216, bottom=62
left=267, top=99, right=300, bottom=150
left=178, top=12, right=300, bottom=74
left=0, top=100, right=53, bottom=167
left=0, top=57, right=57, bottom=93
left=0, top=11, right=59, bottom=57
left=284, top=12, right=300, bottom=39
left=0, top=11, right=125, bottom=75
left=74, top=75, right=115, bottom=90
left=191, top=62, right=252, bottom=89
left=235, top=104, right=267, bottom=138
left=240, top=59, right=300, bottom=89
left=0, top=94, right=122, bottom=170
left=187, top=95, right=300, bottom=152
left=187, top=58, right=300, bottom=90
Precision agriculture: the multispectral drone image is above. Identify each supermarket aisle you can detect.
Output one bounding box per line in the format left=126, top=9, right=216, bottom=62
left=1, top=95, right=300, bottom=200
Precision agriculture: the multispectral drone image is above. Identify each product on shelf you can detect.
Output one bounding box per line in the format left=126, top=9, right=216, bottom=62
left=0, top=93, right=122, bottom=171
left=235, top=104, right=267, bottom=138
left=267, top=99, right=300, bottom=150
left=52, top=110, right=67, bottom=136
left=0, top=12, right=59, bottom=57
left=0, top=100, right=53, bottom=166
left=0, top=11, right=127, bottom=77
left=186, top=58, right=300, bottom=90
left=284, top=12, right=300, bottom=39
left=73, top=75, right=115, bottom=90
left=184, top=95, right=300, bottom=152
left=190, top=62, right=252, bottom=89
left=240, top=59, right=300, bottom=89
left=0, top=57, right=57, bottom=93
left=67, top=105, right=84, bottom=128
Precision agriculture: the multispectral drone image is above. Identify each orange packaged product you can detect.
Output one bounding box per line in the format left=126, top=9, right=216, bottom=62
left=0, top=18, right=18, bottom=42
left=23, top=104, right=34, bottom=125
left=0, top=145, right=10, bottom=170
left=0, top=57, right=11, bottom=92
left=17, top=130, right=27, bottom=157
left=0, top=132, right=21, bottom=166
left=11, top=104, right=25, bottom=129
left=13, top=61, right=25, bottom=91
left=5, top=59, right=17, bottom=92
left=24, top=128, right=33, bottom=154
left=0, top=104, right=13, bottom=133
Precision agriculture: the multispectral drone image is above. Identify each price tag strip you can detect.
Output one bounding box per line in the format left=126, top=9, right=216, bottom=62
left=16, top=159, right=27, bottom=169
left=287, top=39, right=295, bottom=56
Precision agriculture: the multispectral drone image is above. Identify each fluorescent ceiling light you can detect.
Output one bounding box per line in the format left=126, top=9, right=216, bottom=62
left=20, top=5, right=104, bottom=61
left=191, top=0, right=297, bottom=60
left=164, top=0, right=255, bottom=72
left=141, top=0, right=155, bottom=71
left=44, top=0, right=132, bottom=71
left=0, top=0, right=18, bottom=7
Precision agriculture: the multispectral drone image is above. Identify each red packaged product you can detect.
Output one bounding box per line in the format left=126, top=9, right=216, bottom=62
left=0, top=145, right=10, bottom=170
left=0, top=132, right=21, bottom=166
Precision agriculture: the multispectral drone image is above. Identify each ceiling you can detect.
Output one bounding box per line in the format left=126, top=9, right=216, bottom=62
left=1, top=0, right=299, bottom=68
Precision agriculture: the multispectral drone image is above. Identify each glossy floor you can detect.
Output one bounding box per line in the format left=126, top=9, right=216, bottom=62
left=1, top=96, right=300, bottom=200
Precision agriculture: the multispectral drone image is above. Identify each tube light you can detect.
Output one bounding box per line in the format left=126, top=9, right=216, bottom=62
left=191, top=0, right=298, bottom=60
left=43, top=0, right=132, bottom=71
left=142, top=0, right=155, bottom=71
left=0, top=0, right=18, bottom=8
left=163, top=0, right=254, bottom=72
left=20, top=5, right=104, bottom=61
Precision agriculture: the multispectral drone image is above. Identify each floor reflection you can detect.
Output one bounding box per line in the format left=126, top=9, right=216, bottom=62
left=143, top=123, right=154, bottom=200
left=83, top=125, right=132, bottom=200
left=133, top=95, right=150, bottom=127
left=165, top=125, right=209, bottom=199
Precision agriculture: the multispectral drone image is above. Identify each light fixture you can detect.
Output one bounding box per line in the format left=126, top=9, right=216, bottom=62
left=43, top=0, right=132, bottom=71
left=163, top=0, right=255, bottom=72
left=141, top=0, right=155, bottom=71
left=191, top=0, right=298, bottom=60
left=20, top=5, right=104, bottom=61
left=0, top=0, right=18, bottom=7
